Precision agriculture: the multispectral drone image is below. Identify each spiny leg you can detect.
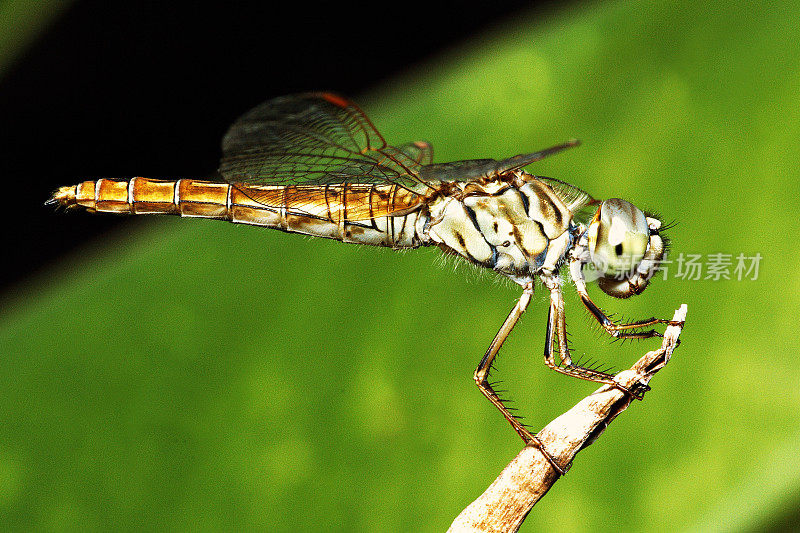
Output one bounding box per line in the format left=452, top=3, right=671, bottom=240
left=580, top=292, right=668, bottom=340
left=474, top=284, right=533, bottom=439
left=474, top=282, right=566, bottom=475
left=541, top=275, right=648, bottom=399
left=568, top=258, right=681, bottom=340
left=541, top=277, right=614, bottom=381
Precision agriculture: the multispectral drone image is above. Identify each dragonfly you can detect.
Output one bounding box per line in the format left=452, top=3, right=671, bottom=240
left=49, top=92, right=678, bottom=474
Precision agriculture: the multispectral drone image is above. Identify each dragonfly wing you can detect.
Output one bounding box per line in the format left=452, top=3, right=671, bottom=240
left=219, top=93, right=430, bottom=218
left=420, top=140, right=580, bottom=183
left=419, top=159, right=498, bottom=183
left=536, top=177, right=597, bottom=213
left=398, top=140, right=434, bottom=165
left=489, top=140, right=581, bottom=173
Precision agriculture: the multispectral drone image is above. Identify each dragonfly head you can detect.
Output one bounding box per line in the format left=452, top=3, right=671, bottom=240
left=586, top=198, right=666, bottom=298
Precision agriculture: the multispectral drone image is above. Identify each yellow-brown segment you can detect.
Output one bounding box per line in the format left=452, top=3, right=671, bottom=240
left=50, top=178, right=425, bottom=248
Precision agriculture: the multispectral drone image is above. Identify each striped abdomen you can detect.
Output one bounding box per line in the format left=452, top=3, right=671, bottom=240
left=50, top=178, right=427, bottom=248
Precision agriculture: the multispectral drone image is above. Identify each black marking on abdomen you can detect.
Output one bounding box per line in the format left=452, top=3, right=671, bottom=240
left=533, top=247, right=549, bottom=272
left=542, top=193, right=562, bottom=226
left=454, top=230, right=466, bottom=250
left=463, top=202, right=498, bottom=268
left=451, top=230, right=479, bottom=265
left=511, top=225, right=524, bottom=252
left=533, top=219, right=546, bottom=238
left=462, top=203, right=482, bottom=234
left=488, top=243, right=499, bottom=269
left=517, top=188, right=530, bottom=216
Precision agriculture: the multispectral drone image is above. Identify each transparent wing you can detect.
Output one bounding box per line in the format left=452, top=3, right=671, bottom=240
left=398, top=140, right=434, bottom=165
left=537, top=176, right=597, bottom=214
left=420, top=140, right=580, bottom=183
left=419, top=159, right=496, bottom=183
left=218, top=93, right=432, bottom=217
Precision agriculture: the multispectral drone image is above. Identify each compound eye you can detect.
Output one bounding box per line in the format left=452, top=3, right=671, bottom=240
left=587, top=198, right=649, bottom=276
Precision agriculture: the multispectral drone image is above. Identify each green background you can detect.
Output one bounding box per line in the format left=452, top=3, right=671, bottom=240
left=2, top=1, right=798, bottom=531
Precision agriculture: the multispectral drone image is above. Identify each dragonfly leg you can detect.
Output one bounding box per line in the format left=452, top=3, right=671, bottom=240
left=541, top=275, right=648, bottom=400
left=568, top=258, right=683, bottom=340
left=474, top=282, right=566, bottom=475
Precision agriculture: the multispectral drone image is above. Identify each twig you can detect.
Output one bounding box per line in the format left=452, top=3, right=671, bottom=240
left=449, top=304, right=688, bottom=533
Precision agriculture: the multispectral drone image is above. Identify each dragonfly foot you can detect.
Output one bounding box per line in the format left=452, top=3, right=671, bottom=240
left=522, top=431, right=568, bottom=476
left=612, top=380, right=651, bottom=401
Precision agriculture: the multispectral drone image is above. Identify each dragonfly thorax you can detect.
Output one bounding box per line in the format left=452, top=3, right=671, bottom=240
left=424, top=172, right=575, bottom=283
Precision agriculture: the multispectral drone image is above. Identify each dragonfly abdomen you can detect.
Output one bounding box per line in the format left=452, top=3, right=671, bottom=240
left=49, top=178, right=426, bottom=248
